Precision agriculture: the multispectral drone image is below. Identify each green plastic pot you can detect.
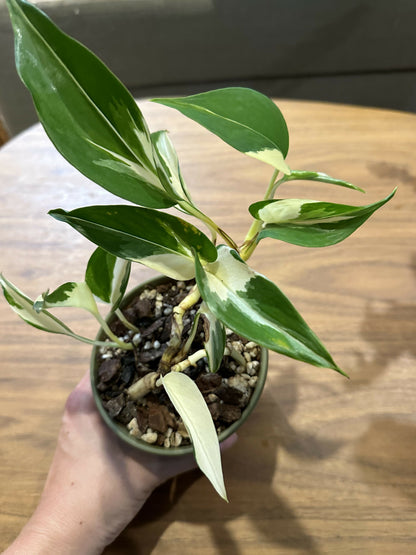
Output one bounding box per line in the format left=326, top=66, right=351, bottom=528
left=91, top=275, right=268, bottom=456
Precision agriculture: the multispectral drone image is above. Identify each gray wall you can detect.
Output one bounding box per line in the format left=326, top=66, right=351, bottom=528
left=1, top=0, right=415, bottom=136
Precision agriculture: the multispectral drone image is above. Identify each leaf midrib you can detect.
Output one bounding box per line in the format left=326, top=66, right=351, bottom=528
left=55, top=211, right=191, bottom=260
left=14, top=0, right=154, bottom=174
left=159, top=100, right=279, bottom=152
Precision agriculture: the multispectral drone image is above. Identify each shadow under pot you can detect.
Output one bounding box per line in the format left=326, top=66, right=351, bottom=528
left=90, top=275, right=268, bottom=456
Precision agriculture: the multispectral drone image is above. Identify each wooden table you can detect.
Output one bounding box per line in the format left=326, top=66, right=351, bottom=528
left=1, top=100, right=415, bottom=554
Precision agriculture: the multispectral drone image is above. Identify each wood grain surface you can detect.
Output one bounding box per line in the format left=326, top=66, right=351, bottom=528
left=0, top=100, right=415, bottom=554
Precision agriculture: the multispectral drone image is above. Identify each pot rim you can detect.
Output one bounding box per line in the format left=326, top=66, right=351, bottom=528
left=90, top=274, right=268, bottom=456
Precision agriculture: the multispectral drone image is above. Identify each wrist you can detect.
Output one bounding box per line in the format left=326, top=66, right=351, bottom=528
left=4, top=506, right=105, bottom=555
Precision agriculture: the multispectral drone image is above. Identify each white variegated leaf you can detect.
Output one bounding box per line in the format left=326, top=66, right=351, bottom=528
left=135, top=252, right=196, bottom=281
left=249, top=190, right=396, bottom=248
left=34, top=281, right=98, bottom=315
left=161, top=371, right=228, bottom=501
left=6, top=0, right=175, bottom=209
left=85, top=247, right=131, bottom=308
left=153, top=88, right=290, bottom=174
left=199, top=302, right=226, bottom=373
left=50, top=205, right=217, bottom=281
left=195, top=245, right=343, bottom=373
left=109, top=257, right=130, bottom=306
left=246, top=148, right=291, bottom=175
left=151, top=130, right=193, bottom=203
left=285, top=170, right=365, bottom=192
left=1, top=273, right=77, bottom=336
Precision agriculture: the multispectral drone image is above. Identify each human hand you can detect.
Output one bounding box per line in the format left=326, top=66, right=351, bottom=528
left=4, top=372, right=236, bottom=554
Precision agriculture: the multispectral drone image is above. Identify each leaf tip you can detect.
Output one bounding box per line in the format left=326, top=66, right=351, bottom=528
left=335, top=365, right=350, bottom=379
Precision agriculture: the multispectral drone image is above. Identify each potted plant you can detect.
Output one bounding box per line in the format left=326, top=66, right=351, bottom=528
left=1, top=0, right=395, bottom=501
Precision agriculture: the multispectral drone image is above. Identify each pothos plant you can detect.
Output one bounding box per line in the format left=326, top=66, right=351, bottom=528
left=1, top=0, right=395, bottom=501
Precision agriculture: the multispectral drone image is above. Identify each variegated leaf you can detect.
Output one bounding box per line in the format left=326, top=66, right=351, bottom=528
left=34, top=281, right=98, bottom=315
left=199, top=302, right=226, bottom=373
left=153, top=88, right=290, bottom=174
left=249, top=189, right=396, bottom=247
left=161, top=371, right=228, bottom=501
left=195, top=245, right=344, bottom=374
left=85, top=247, right=131, bottom=308
left=49, top=205, right=217, bottom=281
left=6, top=0, right=173, bottom=208
left=151, top=130, right=193, bottom=204
left=285, top=170, right=365, bottom=192
left=1, top=273, right=77, bottom=336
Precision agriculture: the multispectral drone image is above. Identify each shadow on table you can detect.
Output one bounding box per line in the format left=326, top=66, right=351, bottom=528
left=349, top=253, right=416, bottom=386
left=354, top=417, right=416, bottom=504
left=350, top=253, right=416, bottom=506
left=106, top=369, right=343, bottom=555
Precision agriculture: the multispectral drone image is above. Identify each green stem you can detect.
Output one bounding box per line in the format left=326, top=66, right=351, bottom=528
left=95, top=312, right=133, bottom=350
left=240, top=169, right=282, bottom=260
left=115, top=308, right=139, bottom=333
left=179, top=201, right=238, bottom=250
left=67, top=332, right=124, bottom=349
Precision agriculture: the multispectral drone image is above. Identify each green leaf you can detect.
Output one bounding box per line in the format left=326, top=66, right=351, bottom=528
left=6, top=0, right=173, bottom=208
left=285, top=170, right=365, bottom=193
left=153, top=88, right=290, bottom=174
left=49, top=205, right=217, bottom=281
left=250, top=189, right=396, bottom=247
left=199, top=302, right=226, bottom=373
left=161, top=371, right=228, bottom=501
left=34, top=281, right=98, bottom=314
left=0, top=273, right=77, bottom=336
left=195, top=245, right=344, bottom=374
left=85, top=247, right=131, bottom=309
left=151, top=130, right=193, bottom=204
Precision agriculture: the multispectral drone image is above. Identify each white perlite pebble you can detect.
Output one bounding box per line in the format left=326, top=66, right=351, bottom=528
left=132, top=333, right=141, bottom=345
left=140, top=289, right=156, bottom=300
left=231, top=340, right=243, bottom=353
left=246, top=362, right=257, bottom=376
left=245, top=341, right=258, bottom=350
left=141, top=430, right=158, bottom=444
left=228, top=375, right=250, bottom=393
left=170, top=432, right=183, bottom=447
left=127, top=418, right=141, bottom=438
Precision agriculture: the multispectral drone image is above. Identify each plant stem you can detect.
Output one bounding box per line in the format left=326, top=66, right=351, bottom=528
left=95, top=312, right=133, bottom=350
left=158, top=283, right=201, bottom=372
left=239, top=171, right=277, bottom=261
left=172, top=311, right=201, bottom=363
left=240, top=169, right=287, bottom=261
left=171, top=349, right=207, bottom=372
left=115, top=308, right=140, bottom=332
left=67, top=332, right=124, bottom=349
left=180, top=201, right=238, bottom=250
